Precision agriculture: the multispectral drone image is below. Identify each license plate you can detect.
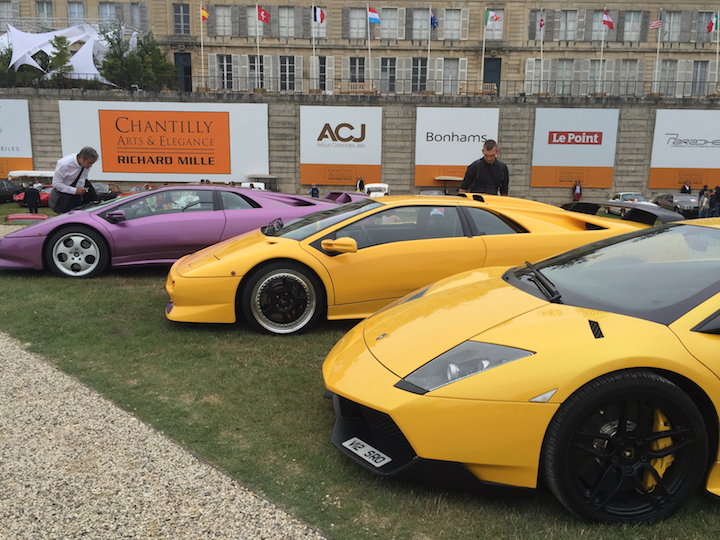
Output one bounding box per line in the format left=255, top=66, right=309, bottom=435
left=342, top=437, right=392, bottom=468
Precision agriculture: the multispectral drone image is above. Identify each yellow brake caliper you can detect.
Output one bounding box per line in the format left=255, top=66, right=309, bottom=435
left=642, top=406, right=674, bottom=492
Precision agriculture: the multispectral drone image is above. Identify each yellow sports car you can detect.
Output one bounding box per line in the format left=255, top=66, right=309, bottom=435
left=165, top=194, right=680, bottom=335
left=323, top=220, right=720, bottom=524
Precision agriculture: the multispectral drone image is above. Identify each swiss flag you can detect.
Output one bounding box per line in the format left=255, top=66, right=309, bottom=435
left=258, top=6, right=270, bottom=24
left=603, top=10, right=614, bottom=30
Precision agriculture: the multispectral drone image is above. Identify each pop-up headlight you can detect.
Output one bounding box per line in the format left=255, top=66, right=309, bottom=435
left=396, top=342, right=534, bottom=394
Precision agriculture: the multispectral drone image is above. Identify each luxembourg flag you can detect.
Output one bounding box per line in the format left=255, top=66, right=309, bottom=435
left=368, top=7, right=381, bottom=24
left=603, top=10, right=614, bottom=30
left=708, top=14, right=717, bottom=33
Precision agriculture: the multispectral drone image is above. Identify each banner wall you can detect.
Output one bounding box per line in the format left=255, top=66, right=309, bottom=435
left=0, top=100, right=33, bottom=177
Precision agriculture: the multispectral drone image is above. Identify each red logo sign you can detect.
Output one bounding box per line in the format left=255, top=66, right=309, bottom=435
left=548, top=131, right=603, bottom=145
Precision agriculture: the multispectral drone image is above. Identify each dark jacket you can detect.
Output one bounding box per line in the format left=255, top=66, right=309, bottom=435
left=460, top=158, right=509, bottom=195
left=23, top=186, right=41, bottom=207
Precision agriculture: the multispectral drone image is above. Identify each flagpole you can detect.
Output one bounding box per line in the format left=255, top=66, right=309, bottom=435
left=540, top=8, right=544, bottom=94
left=256, top=4, right=261, bottom=89
left=427, top=5, right=431, bottom=68
left=367, top=4, right=372, bottom=84
left=716, top=11, right=719, bottom=86
left=200, top=5, right=205, bottom=89
left=481, top=10, right=487, bottom=87
left=654, top=11, right=661, bottom=93
left=311, top=3, right=316, bottom=90
left=599, top=8, right=606, bottom=94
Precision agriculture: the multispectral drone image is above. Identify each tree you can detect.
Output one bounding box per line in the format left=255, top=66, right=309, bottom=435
left=101, top=30, right=178, bottom=91
left=47, top=35, right=73, bottom=87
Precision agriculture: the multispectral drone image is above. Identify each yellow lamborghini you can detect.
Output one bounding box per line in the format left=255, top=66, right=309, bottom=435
left=323, top=220, right=720, bottom=524
left=165, top=194, right=680, bottom=335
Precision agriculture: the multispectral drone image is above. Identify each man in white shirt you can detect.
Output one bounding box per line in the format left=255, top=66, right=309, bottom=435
left=50, top=147, right=98, bottom=213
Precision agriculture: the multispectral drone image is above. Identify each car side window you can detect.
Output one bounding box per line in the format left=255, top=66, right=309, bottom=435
left=335, top=206, right=462, bottom=249
left=220, top=191, right=255, bottom=210
left=116, top=190, right=213, bottom=220
left=464, top=207, right=518, bottom=236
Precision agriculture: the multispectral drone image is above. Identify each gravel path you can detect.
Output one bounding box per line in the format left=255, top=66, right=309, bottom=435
left=0, top=225, right=327, bottom=539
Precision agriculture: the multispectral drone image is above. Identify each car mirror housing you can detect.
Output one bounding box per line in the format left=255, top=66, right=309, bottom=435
left=105, top=210, right=126, bottom=223
left=321, top=237, right=358, bottom=253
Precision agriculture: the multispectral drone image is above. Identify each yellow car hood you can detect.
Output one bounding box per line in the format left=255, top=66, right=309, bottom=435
left=363, top=268, right=547, bottom=377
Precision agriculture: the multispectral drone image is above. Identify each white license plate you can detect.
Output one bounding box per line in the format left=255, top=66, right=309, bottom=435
left=342, top=437, right=392, bottom=467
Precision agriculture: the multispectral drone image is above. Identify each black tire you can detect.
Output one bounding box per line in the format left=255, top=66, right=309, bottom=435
left=241, top=261, right=325, bottom=335
left=44, top=226, right=109, bottom=278
left=543, top=370, right=707, bottom=524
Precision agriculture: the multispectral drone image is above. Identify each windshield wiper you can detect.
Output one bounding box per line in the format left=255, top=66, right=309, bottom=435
left=524, top=261, right=562, bottom=303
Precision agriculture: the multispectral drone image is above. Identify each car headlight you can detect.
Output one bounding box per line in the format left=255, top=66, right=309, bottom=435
left=396, top=341, right=534, bottom=394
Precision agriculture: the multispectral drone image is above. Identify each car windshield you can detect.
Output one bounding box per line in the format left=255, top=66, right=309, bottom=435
left=265, top=199, right=383, bottom=240
left=621, top=193, right=646, bottom=202
left=676, top=194, right=698, bottom=203
left=510, top=224, right=720, bottom=325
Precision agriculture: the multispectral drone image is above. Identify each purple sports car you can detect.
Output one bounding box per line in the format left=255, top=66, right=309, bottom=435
left=0, top=185, right=364, bottom=278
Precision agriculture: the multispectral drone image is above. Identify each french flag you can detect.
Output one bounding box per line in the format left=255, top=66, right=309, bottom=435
left=368, top=7, right=381, bottom=24
left=313, top=7, right=325, bottom=23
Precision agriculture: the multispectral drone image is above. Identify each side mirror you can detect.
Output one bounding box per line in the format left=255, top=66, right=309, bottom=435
left=321, top=237, right=358, bottom=253
left=105, top=210, right=126, bottom=223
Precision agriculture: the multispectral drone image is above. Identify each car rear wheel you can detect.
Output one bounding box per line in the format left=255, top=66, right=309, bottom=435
left=45, top=226, right=109, bottom=278
left=543, top=370, right=707, bottom=524
left=241, top=261, right=325, bottom=335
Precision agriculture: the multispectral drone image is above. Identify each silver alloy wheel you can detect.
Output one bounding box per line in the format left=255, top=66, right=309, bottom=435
left=51, top=231, right=102, bottom=277
left=249, top=269, right=317, bottom=334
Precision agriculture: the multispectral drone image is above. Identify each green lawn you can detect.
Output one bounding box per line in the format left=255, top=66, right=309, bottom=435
left=0, top=207, right=717, bottom=539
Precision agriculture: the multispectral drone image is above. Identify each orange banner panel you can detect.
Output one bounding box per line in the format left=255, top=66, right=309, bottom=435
left=531, top=166, right=614, bottom=188
left=414, top=165, right=468, bottom=187
left=0, top=158, right=34, bottom=178
left=649, top=168, right=720, bottom=191
left=98, top=110, right=231, bottom=174
left=301, top=164, right=381, bottom=186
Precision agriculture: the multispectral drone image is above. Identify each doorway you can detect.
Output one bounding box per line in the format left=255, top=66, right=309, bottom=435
left=483, top=58, right=501, bottom=94
left=175, top=52, right=192, bottom=92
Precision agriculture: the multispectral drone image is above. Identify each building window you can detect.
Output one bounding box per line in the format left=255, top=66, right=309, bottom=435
left=556, top=58, right=573, bottom=95
left=130, top=3, right=142, bottom=27
left=99, top=2, right=116, bottom=29
left=692, top=60, right=709, bottom=95
left=36, top=1, right=52, bottom=21
left=280, top=56, right=295, bottom=90
left=349, top=8, right=366, bottom=39
left=697, top=12, right=714, bottom=43
left=380, top=7, right=397, bottom=39
left=279, top=7, right=294, bottom=38
left=656, top=59, right=677, bottom=94
left=624, top=11, right=641, bottom=41
left=0, top=2, right=11, bottom=30
left=219, top=54, right=232, bottom=89
left=663, top=11, right=681, bottom=42
left=588, top=59, right=602, bottom=94
left=485, top=9, right=503, bottom=40
left=249, top=55, right=264, bottom=89
left=443, top=58, right=459, bottom=94
left=312, top=6, right=327, bottom=38
left=215, top=6, right=231, bottom=36
left=619, top=59, right=639, bottom=96
left=413, top=9, right=429, bottom=40
left=590, top=11, right=605, bottom=40
left=444, top=9, right=461, bottom=40
left=68, top=2, right=83, bottom=22
left=412, top=57, right=427, bottom=92
left=349, top=57, right=365, bottom=82
left=247, top=7, right=260, bottom=37
left=318, top=56, right=327, bottom=90
left=173, top=4, right=190, bottom=35
left=559, top=10, right=576, bottom=41
left=380, top=57, right=395, bottom=92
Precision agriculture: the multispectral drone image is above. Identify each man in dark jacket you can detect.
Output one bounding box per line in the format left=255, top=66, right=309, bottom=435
left=23, top=183, right=41, bottom=214
left=459, top=140, right=509, bottom=196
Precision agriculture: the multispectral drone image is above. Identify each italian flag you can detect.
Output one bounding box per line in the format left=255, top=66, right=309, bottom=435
left=708, top=15, right=717, bottom=33
left=485, top=10, right=500, bottom=26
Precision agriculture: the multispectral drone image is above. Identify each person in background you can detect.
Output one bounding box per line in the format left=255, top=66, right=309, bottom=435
left=699, top=184, right=708, bottom=199
left=572, top=181, right=582, bottom=202
left=699, top=189, right=711, bottom=218
left=32, top=180, right=42, bottom=190
left=356, top=176, right=364, bottom=192
left=680, top=181, right=692, bottom=194
left=23, top=182, right=41, bottom=214
left=711, top=186, right=720, bottom=217
left=459, top=139, right=509, bottom=196
left=308, top=183, right=320, bottom=198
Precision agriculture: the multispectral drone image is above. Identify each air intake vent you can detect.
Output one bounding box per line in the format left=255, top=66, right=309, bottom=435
left=589, top=320, right=604, bottom=339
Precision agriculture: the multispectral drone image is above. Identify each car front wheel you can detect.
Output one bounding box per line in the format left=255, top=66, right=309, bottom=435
left=241, top=262, right=325, bottom=335
left=45, top=227, right=109, bottom=278
left=543, top=370, right=707, bottom=524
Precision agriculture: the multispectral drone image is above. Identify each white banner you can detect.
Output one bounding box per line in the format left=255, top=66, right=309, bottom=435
left=0, top=99, right=32, bottom=158
left=414, top=107, right=499, bottom=166
left=651, top=109, right=720, bottom=169
left=532, top=108, right=619, bottom=167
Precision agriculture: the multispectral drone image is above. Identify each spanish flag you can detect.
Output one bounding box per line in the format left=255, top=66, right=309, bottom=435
left=201, top=5, right=208, bottom=21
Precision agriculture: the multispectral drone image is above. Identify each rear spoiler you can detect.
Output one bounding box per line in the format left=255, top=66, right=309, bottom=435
left=561, top=201, right=685, bottom=225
